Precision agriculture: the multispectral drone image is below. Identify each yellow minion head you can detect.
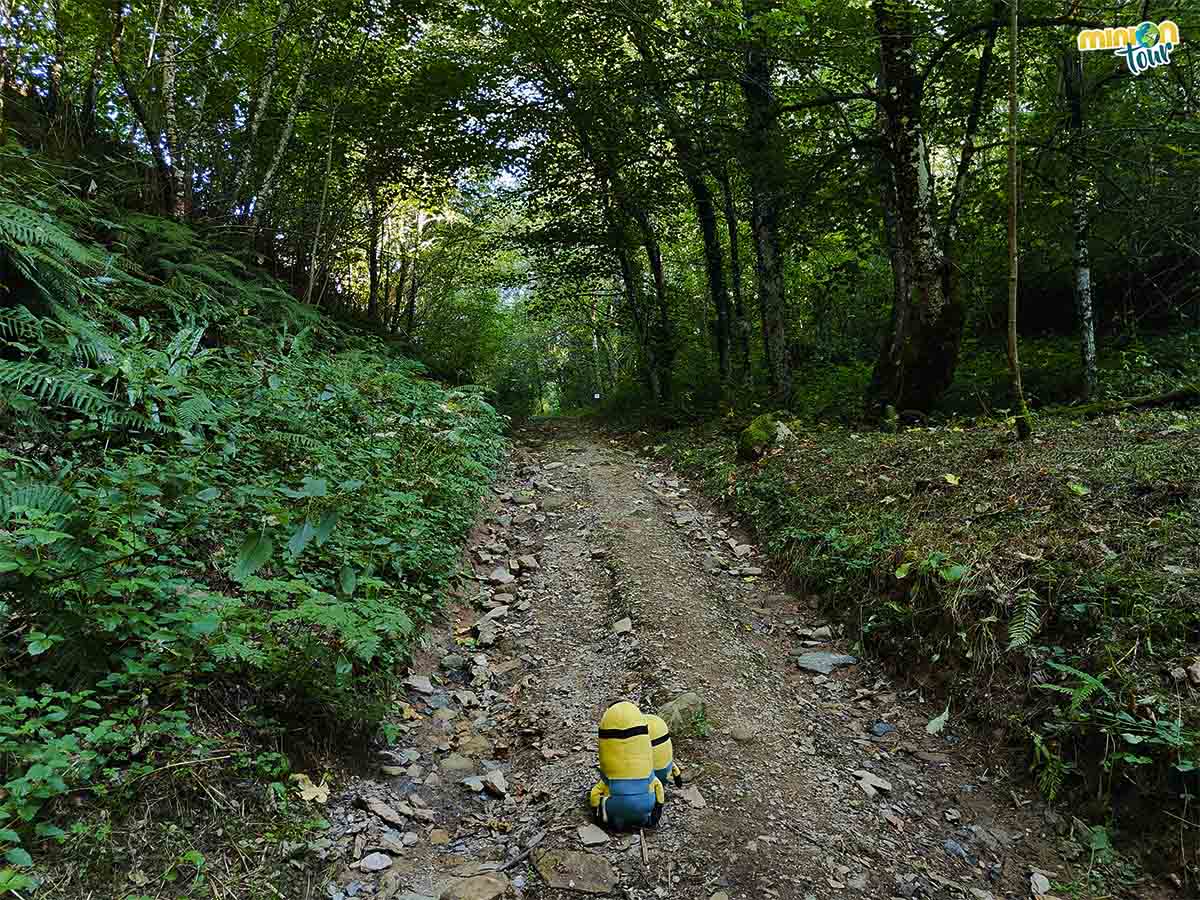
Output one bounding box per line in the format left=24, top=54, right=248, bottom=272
left=597, top=701, right=653, bottom=781
left=645, top=714, right=673, bottom=771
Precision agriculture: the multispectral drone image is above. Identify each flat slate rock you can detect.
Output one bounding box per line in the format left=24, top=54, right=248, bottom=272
left=577, top=824, right=609, bottom=846
left=439, top=874, right=511, bottom=900
left=534, top=849, right=618, bottom=894
left=794, top=651, right=858, bottom=674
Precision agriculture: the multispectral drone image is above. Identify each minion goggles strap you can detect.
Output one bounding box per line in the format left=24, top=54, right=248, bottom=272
left=598, top=725, right=649, bottom=739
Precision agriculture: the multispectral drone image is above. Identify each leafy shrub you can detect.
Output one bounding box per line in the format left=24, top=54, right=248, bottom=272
left=0, top=161, right=504, bottom=873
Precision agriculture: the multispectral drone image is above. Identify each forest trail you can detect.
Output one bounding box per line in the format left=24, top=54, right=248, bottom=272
left=319, top=421, right=1076, bottom=900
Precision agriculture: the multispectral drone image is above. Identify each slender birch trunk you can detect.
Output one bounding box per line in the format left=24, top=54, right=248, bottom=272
left=231, top=0, right=291, bottom=210
left=1007, top=0, right=1032, bottom=439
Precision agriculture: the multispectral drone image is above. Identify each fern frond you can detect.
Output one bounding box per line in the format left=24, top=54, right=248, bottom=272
left=47, top=302, right=118, bottom=365
left=0, top=306, right=44, bottom=341
left=1044, top=661, right=1114, bottom=714
left=172, top=262, right=241, bottom=290
left=8, top=244, right=88, bottom=303
left=1007, top=589, right=1041, bottom=650
left=93, top=409, right=169, bottom=433
left=0, top=481, right=75, bottom=521
left=172, top=393, right=216, bottom=429
left=263, top=430, right=323, bottom=452
left=0, top=201, right=101, bottom=266
left=0, top=360, right=111, bottom=413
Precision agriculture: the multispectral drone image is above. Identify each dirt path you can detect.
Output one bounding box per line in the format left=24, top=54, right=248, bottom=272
left=317, top=421, right=1073, bottom=900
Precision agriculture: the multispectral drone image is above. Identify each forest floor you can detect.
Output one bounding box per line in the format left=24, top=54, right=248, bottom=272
left=305, top=419, right=1167, bottom=900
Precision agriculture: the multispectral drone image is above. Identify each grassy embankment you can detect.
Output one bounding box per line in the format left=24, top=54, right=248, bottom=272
left=652, top=352, right=1200, bottom=887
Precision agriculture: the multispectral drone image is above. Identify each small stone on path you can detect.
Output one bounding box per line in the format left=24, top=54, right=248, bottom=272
left=482, top=769, right=508, bottom=796
left=406, top=674, right=434, bottom=693
left=577, top=824, right=609, bottom=847
left=364, top=798, right=407, bottom=827
left=795, top=651, right=858, bottom=674
left=356, top=852, right=392, bottom=872
left=854, top=770, right=892, bottom=799
left=730, top=724, right=757, bottom=743
left=439, top=874, right=511, bottom=900
left=441, top=753, right=475, bottom=775
left=657, top=691, right=705, bottom=732
left=612, top=617, right=633, bottom=634
left=488, top=567, right=515, bottom=586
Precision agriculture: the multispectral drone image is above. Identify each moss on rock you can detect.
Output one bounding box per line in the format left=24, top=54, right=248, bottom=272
left=738, top=413, right=778, bottom=460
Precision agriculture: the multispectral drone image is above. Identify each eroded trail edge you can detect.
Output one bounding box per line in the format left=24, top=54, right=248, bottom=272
left=318, top=422, right=1068, bottom=900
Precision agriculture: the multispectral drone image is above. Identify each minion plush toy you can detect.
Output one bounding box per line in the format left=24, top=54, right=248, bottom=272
left=645, top=714, right=683, bottom=790
left=589, top=702, right=664, bottom=830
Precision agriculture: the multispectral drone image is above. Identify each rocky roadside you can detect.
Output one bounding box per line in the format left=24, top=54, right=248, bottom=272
left=301, top=422, right=1148, bottom=900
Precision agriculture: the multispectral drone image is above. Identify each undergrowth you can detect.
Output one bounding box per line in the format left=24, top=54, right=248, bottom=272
left=0, top=148, right=504, bottom=890
left=656, top=407, right=1200, bottom=878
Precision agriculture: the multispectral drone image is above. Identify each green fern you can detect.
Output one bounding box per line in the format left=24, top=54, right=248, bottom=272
left=1043, top=661, right=1114, bottom=714
left=263, top=430, right=324, bottom=453
left=7, top=244, right=90, bottom=303
left=0, top=482, right=75, bottom=521
left=0, top=306, right=43, bottom=340
left=171, top=393, right=216, bottom=430
left=0, top=201, right=102, bottom=267
left=47, top=302, right=117, bottom=365
left=1030, top=732, right=1067, bottom=800
left=1007, top=589, right=1041, bottom=650
left=0, top=359, right=111, bottom=413
left=94, top=409, right=168, bottom=433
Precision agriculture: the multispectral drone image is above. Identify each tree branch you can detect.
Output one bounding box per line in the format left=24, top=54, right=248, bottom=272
left=774, top=91, right=874, bottom=117
left=943, top=0, right=1002, bottom=245
left=922, top=17, right=1110, bottom=86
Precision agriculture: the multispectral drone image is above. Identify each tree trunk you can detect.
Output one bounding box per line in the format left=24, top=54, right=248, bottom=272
left=231, top=0, right=291, bottom=211
left=627, top=203, right=673, bottom=402
left=691, top=175, right=731, bottom=382
left=0, top=0, right=11, bottom=143
left=404, top=211, right=424, bottom=334
left=1007, top=0, right=1032, bottom=439
left=367, top=184, right=381, bottom=321
left=110, top=0, right=174, bottom=214
left=381, top=217, right=392, bottom=327
left=866, top=0, right=964, bottom=416
left=533, top=50, right=673, bottom=403
left=46, top=0, right=66, bottom=127
left=718, top=166, right=751, bottom=383
left=391, top=249, right=409, bottom=332
left=82, top=31, right=105, bottom=142
left=739, top=0, right=791, bottom=398
left=603, top=191, right=660, bottom=401
left=618, top=239, right=661, bottom=403
left=943, top=2, right=1002, bottom=245
left=1064, top=51, right=1097, bottom=400
left=304, top=107, right=336, bottom=305
left=404, top=263, right=419, bottom=334
left=160, top=21, right=188, bottom=219
left=249, top=24, right=318, bottom=231
left=627, top=25, right=730, bottom=384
